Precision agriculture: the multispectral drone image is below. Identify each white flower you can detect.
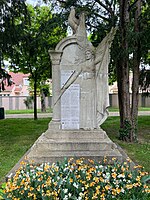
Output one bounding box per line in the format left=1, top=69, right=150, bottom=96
left=79, top=192, right=84, bottom=197
left=64, top=195, right=68, bottom=200
left=68, top=193, right=72, bottom=197
left=121, top=188, right=125, bottom=193
left=73, top=182, right=78, bottom=189
left=64, top=189, right=68, bottom=194
left=117, top=174, right=125, bottom=178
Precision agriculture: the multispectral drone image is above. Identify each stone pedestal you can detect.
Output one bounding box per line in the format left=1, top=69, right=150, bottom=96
left=27, top=126, right=123, bottom=164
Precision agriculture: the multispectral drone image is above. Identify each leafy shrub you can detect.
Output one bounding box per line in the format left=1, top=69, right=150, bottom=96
left=2, top=158, right=150, bottom=200
left=24, top=96, right=33, bottom=109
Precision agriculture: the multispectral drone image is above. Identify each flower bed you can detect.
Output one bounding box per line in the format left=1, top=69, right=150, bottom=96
left=2, top=157, right=150, bottom=200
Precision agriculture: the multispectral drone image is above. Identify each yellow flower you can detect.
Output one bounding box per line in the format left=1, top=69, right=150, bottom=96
left=145, top=189, right=150, bottom=193
left=116, top=187, right=121, bottom=194
left=88, top=159, right=95, bottom=164
left=144, top=185, right=149, bottom=189
left=105, top=185, right=111, bottom=190
left=52, top=191, right=58, bottom=197
left=112, top=189, right=117, bottom=196
left=128, top=173, right=132, bottom=179
left=93, top=177, right=99, bottom=183
left=92, top=193, right=98, bottom=199
left=28, top=192, right=33, bottom=197
left=46, top=190, right=51, bottom=196
left=103, top=156, right=107, bottom=163
left=134, top=165, right=143, bottom=169
left=126, top=184, right=133, bottom=189
left=136, top=176, right=141, bottom=182
left=70, top=178, right=73, bottom=183
left=100, top=177, right=104, bottom=182
left=76, top=159, right=83, bottom=165
left=76, top=175, right=81, bottom=179
left=30, top=187, right=34, bottom=191
left=111, top=172, right=117, bottom=179
left=101, top=192, right=105, bottom=197
left=90, top=182, right=95, bottom=187
left=140, top=171, right=148, bottom=176
left=20, top=161, right=26, bottom=165
left=126, top=157, right=132, bottom=162
left=37, top=185, right=41, bottom=192
left=85, top=184, right=89, bottom=189
left=121, top=166, right=125, bottom=172
left=86, top=173, right=92, bottom=180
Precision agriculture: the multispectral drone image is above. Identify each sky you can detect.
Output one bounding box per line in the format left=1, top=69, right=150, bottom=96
left=26, top=0, right=42, bottom=6
left=26, top=0, right=47, bottom=7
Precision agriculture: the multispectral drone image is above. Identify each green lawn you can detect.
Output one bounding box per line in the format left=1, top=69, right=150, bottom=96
left=5, top=108, right=52, bottom=114
left=108, top=107, right=150, bottom=112
left=0, top=118, right=50, bottom=184
left=101, top=116, right=150, bottom=172
left=4, top=107, right=150, bottom=114
left=0, top=116, right=149, bottom=184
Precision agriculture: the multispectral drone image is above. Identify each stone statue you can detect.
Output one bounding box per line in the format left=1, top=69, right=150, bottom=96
left=52, top=8, right=116, bottom=130
left=55, top=9, right=116, bottom=129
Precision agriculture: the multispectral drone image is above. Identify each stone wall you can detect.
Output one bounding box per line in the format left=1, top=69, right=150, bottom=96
left=0, top=95, right=149, bottom=110
left=109, top=94, right=150, bottom=107
left=0, top=96, right=52, bottom=110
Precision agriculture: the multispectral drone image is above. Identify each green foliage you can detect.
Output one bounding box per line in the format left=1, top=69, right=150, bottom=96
left=2, top=158, right=150, bottom=199
left=0, top=0, right=28, bottom=91
left=6, top=3, right=66, bottom=118
left=23, top=96, right=34, bottom=109
left=119, top=119, right=132, bottom=141
left=139, top=67, right=150, bottom=97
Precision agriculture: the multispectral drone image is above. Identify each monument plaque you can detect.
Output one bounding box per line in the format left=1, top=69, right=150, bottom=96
left=61, top=70, right=80, bottom=129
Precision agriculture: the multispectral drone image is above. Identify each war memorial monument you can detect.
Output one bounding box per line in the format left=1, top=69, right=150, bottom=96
left=27, top=8, right=123, bottom=163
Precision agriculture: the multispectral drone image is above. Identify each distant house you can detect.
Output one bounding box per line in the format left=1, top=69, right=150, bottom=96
left=0, top=72, right=30, bottom=96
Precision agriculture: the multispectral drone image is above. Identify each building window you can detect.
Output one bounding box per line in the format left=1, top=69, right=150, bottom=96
left=23, top=78, right=29, bottom=86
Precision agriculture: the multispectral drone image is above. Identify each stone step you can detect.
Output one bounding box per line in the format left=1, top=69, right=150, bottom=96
left=44, top=129, right=106, bottom=140
left=34, top=140, right=114, bottom=151
left=28, top=149, right=123, bottom=164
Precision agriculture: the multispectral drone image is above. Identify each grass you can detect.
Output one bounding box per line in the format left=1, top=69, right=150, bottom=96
left=5, top=108, right=52, bottom=114
left=101, top=116, right=150, bottom=172
left=0, top=118, right=51, bottom=184
left=0, top=116, right=149, bottom=184
left=4, top=107, right=150, bottom=114
left=108, top=107, right=150, bottom=112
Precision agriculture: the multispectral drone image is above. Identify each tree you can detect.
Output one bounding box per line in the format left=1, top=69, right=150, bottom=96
left=9, top=4, right=66, bottom=119
left=0, top=0, right=28, bottom=91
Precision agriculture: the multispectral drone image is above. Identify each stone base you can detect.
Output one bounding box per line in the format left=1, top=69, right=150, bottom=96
left=27, top=124, right=123, bottom=164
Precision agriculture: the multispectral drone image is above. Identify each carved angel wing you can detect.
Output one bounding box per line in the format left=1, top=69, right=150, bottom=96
left=68, top=7, right=79, bottom=34
left=95, top=27, right=117, bottom=76
left=95, top=27, right=117, bottom=126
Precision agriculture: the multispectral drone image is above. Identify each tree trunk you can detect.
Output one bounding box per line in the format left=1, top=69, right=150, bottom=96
left=117, top=0, right=131, bottom=141
left=130, top=0, right=141, bottom=142
left=34, top=78, right=38, bottom=120
left=41, top=88, right=46, bottom=112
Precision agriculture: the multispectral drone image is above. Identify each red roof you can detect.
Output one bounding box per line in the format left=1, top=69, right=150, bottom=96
left=4, top=72, right=29, bottom=91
